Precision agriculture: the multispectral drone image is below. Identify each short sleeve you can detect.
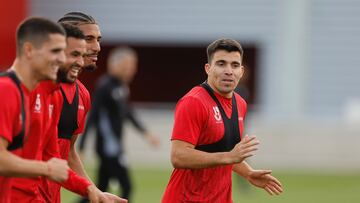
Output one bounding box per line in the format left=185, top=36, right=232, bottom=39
left=171, top=96, right=207, bottom=145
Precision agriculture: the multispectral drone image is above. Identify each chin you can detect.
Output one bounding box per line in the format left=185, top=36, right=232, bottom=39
left=84, top=64, right=97, bottom=71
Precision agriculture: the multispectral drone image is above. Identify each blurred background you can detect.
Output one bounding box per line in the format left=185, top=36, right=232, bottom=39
left=1, top=0, right=360, bottom=202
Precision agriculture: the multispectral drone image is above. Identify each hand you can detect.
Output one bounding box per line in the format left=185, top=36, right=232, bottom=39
left=103, top=192, right=128, bottom=203
left=46, top=158, right=69, bottom=182
left=144, top=132, right=161, bottom=149
left=246, top=170, right=283, bottom=195
left=87, top=185, right=128, bottom=203
left=229, top=135, right=259, bottom=164
left=86, top=185, right=103, bottom=203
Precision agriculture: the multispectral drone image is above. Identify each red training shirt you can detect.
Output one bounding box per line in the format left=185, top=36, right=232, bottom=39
left=162, top=86, right=247, bottom=203
left=41, top=79, right=91, bottom=203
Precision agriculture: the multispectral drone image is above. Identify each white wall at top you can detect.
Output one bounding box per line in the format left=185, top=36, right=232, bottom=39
left=308, top=0, right=360, bottom=120
left=30, top=0, right=360, bottom=122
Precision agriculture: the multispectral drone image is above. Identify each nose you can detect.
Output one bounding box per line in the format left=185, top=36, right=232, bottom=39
left=78, top=56, right=85, bottom=67
left=91, top=41, right=100, bottom=53
left=58, top=51, right=66, bottom=65
left=224, top=64, right=233, bottom=75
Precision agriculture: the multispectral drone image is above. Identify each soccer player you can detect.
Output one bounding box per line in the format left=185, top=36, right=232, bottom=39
left=162, top=38, right=283, bottom=202
left=44, top=12, right=126, bottom=203
left=0, top=17, right=69, bottom=203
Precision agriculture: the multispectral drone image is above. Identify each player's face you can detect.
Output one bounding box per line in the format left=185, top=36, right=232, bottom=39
left=58, top=37, right=86, bottom=83
left=77, top=23, right=101, bottom=71
left=30, top=33, right=66, bottom=81
left=205, top=50, right=244, bottom=98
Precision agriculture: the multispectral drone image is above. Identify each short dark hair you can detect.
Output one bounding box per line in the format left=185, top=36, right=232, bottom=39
left=16, top=17, right=66, bottom=55
left=58, top=11, right=97, bottom=25
left=206, top=38, right=244, bottom=63
left=60, top=23, right=85, bottom=39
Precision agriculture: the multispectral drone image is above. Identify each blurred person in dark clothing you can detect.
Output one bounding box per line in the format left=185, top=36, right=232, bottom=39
left=79, top=46, right=160, bottom=203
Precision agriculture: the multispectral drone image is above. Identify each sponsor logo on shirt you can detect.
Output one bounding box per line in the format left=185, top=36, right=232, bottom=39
left=78, top=105, right=85, bottom=110
left=213, top=106, right=222, bottom=122
left=34, top=94, right=41, bottom=113
left=238, top=117, right=243, bottom=121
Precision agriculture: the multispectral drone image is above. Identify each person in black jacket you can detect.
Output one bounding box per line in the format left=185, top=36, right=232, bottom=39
left=79, top=46, right=160, bottom=203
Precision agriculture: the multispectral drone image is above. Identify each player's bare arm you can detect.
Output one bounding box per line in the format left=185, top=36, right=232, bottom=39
left=171, top=135, right=259, bottom=169
left=68, top=134, right=92, bottom=181
left=0, top=137, right=69, bottom=181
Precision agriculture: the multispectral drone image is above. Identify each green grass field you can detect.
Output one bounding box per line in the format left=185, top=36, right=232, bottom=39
left=62, top=167, right=360, bottom=203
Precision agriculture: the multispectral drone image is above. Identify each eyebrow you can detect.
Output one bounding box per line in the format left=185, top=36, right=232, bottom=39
left=51, top=48, right=64, bottom=53
left=71, top=50, right=82, bottom=55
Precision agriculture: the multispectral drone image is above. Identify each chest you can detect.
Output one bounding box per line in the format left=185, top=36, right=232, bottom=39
left=198, top=102, right=244, bottom=145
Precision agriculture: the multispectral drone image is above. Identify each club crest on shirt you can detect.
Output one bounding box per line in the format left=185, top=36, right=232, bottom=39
left=34, top=94, right=41, bottom=113
left=212, top=106, right=222, bottom=122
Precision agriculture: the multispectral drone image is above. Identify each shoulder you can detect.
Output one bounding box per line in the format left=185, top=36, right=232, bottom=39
left=234, top=92, right=247, bottom=113
left=0, top=77, right=18, bottom=90
left=176, top=86, right=209, bottom=111
left=76, top=80, right=91, bottom=106
left=76, top=80, right=90, bottom=98
left=0, top=77, right=20, bottom=100
left=0, top=77, right=21, bottom=109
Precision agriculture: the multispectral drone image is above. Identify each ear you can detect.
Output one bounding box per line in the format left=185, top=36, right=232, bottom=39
left=23, top=42, right=34, bottom=59
left=204, top=63, right=211, bottom=75
left=239, top=65, right=245, bottom=78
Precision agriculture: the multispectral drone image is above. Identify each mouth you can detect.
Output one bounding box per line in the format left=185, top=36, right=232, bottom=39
left=86, top=53, right=98, bottom=63
left=221, top=79, right=234, bottom=84
left=69, top=66, right=81, bottom=78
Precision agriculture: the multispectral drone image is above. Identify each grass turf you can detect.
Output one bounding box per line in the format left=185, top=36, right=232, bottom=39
left=62, top=167, right=360, bottom=203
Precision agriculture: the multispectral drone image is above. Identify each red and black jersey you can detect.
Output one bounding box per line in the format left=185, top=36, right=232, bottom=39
left=41, top=80, right=91, bottom=203
left=162, top=85, right=247, bottom=203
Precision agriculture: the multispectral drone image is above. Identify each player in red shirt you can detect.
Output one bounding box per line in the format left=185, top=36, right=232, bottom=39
left=43, top=13, right=126, bottom=203
left=9, top=22, right=125, bottom=202
left=0, top=17, right=69, bottom=203
left=162, top=39, right=283, bottom=203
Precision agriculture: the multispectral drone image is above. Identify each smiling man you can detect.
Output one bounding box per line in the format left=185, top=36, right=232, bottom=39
left=161, top=38, right=283, bottom=203
left=0, top=17, right=69, bottom=203
left=41, top=13, right=125, bottom=203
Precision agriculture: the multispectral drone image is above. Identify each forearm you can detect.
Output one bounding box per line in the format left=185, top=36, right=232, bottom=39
left=68, top=148, right=93, bottom=184
left=171, top=142, right=232, bottom=169
left=0, top=150, right=48, bottom=177
left=232, top=161, right=253, bottom=179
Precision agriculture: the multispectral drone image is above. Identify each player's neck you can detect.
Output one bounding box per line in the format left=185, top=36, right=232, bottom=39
left=10, top=58, right=39, bottom=90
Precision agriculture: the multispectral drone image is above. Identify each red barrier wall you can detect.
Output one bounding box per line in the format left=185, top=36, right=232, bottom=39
left=0, top=0, right=27, bottom=70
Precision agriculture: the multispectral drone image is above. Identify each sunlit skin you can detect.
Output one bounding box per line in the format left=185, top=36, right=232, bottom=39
left=77, top=24, right=101, bottom=70
left=205, top=50, right=244, bottom=98
left=57, top=37, right=86, bottom=83
left=27, top=33, right=66, bottom=81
